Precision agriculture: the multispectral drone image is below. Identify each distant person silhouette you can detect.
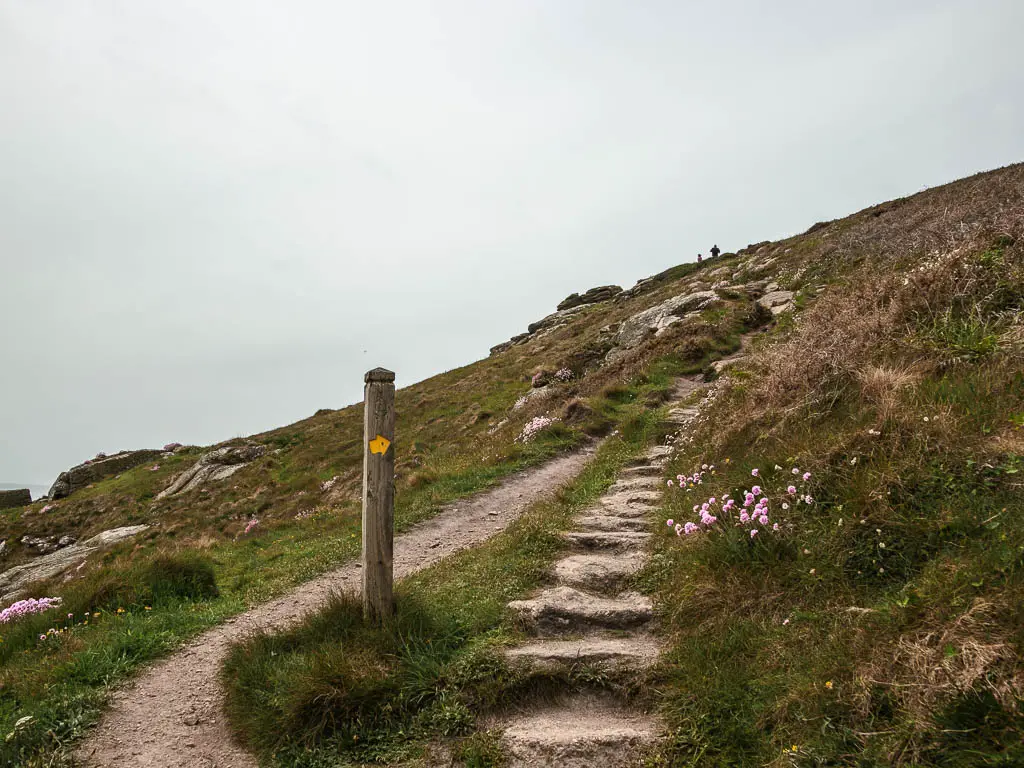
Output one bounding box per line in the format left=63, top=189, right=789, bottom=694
left=697, top=253, right=703, bottom=263
left=711, top=244, right=720, bottom=259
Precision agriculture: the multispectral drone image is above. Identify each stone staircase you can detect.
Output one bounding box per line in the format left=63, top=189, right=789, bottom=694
left=495, top=426, right=688, bottom=766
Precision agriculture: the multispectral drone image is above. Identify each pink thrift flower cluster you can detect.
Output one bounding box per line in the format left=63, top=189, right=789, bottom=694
left=320, top=476, right=339, bottom=493
left=670, top=464, right=715, bottom=491
left=668, top=464, right=813, bottom=539
left=243, top=518, right=260, bottom=535
left=517, top=415, right=558, bottom=443
left=553, top=367, right=573, bottom=382
left=0, top=596, right=62, bottom=625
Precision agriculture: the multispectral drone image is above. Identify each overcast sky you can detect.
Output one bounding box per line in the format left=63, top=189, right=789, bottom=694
left=2, top=0, right=1023, bottom=489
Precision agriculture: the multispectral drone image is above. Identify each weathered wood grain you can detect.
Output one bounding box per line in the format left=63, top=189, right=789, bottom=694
left=361, top=367, right=396, bottom=622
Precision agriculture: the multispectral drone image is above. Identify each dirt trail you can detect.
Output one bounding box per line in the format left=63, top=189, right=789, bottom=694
left=75, top=444, right=597, bottom=768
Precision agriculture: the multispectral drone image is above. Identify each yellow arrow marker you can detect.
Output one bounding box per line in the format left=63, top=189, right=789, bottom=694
left=369, top=434, right=391, bottom=455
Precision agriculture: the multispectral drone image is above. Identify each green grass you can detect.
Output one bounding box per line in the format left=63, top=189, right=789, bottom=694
left=0, top=427, right=586, bottom=766
left=637, top=241, right=1024, bottom=766
left=222, top=411, right=663, bottom=766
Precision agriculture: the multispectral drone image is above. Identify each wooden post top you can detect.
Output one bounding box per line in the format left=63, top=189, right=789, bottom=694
left=365, top=367, right=395, bottom=383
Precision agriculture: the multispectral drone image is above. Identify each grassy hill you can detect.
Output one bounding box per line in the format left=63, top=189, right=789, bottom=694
left=1, top=162, right=1022, bottom=766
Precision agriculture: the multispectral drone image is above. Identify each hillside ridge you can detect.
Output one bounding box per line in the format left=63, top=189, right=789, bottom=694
left=1, top=160, right=1022, bottom=767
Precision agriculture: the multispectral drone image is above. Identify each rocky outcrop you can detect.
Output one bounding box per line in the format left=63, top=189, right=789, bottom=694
left=490, top=306, right=588, bottom=357
left=608, top=290, right=720, bottom=359
left=48, top=449, right=163, bottom=499
left=556, top=285, right=622, bottom=312
left=20, top=535, right=76, bottom=555
left=490, top=286, right=623, bottom=357
left=489, top=332, right=531, bottom=356
left=527, top=304, right=587, bottom=335
left=758, top=290, right=795, bottom=315
left=0, top=489, right=32, bottom=509
left=155, top=444, right=267, bottom=500
left=0, top=525, right=149, bottom=601
left=618, top=277, right=656, bottom=300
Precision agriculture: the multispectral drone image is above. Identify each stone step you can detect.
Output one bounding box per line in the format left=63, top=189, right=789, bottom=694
left=607, top=476, right=663, bottom=493
left=553, top=553, right=644, bottom=590
left=670, top=376, right=707, bottom=400
left=618, top=464, right=661, bottom=478
left=508, top=587, right=653, bottom=635
left=599, top=494, right=660, bottom=518
left=645, top=445, right=674, bottom=461
left=500, top=694, right=660, bottom=767
left=504, top=635, right=660, bottom=671
left=598, top=493, right=659, bottom=512
left=576, top=515, right=650, bottom=533
left=665, top=407, right=698, bottom=424
left=596, top=501, right=650, bottom=519
left=712, top=355, right=747, bottom=373
left=563, top=531, right=651, bottom=552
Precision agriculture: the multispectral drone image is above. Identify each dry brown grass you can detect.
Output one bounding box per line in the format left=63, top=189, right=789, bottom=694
left=854, top=599, right=1023, bottom=731
left=856, top=364, right=924, bottom=423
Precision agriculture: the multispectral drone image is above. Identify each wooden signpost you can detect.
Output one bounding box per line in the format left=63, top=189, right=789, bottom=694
left=361, top=367, right=396, bottom=623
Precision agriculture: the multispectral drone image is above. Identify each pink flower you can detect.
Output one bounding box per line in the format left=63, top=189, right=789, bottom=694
left=792, top=467, right=800, bottom=475
left=1, top=597, right=63, bottom=625
left=773, top=523, right=780, bottom=531
left=759, top=515, right=769, bottom=525
left=750, top=529, right=759, bottom=538
left=739, top=511, right=750, bottom=523
left=667, top=480, right=674, bottom=487
left=751, top=468, right=760, bottom=477
left=666, top=519, right=674, bottom=527
left=803, top=472, right=812, bottom=481
left=788, top=485, right=797, bottom=495
left=683, top=522, right=699, bottom=535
